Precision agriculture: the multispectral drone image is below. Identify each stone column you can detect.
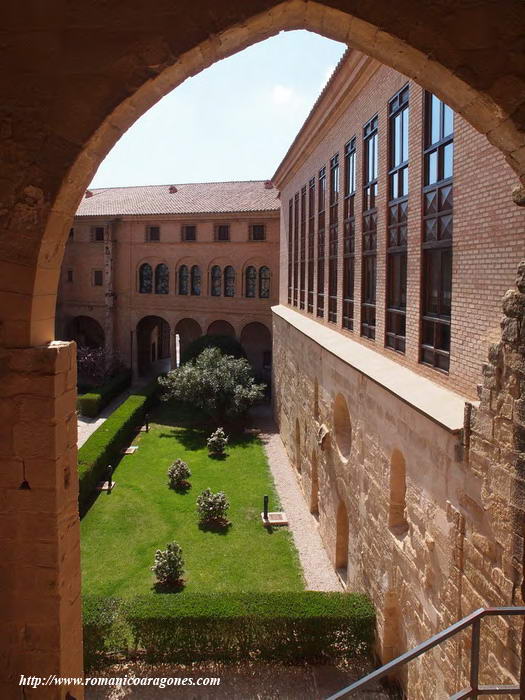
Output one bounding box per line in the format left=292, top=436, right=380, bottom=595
left=0, top=341, right=83, bottom=699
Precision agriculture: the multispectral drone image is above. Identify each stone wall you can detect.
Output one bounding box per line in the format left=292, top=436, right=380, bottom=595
left=272, top=263, right=525, bottom=696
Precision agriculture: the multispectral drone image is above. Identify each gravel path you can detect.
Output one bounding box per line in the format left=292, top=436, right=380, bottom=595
left=250, top=405, right=342, bottom=592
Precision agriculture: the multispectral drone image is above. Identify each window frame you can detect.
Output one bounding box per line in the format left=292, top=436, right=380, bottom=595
left=92, top=269, right=103, bottom=287
left=343, top=137, right=356, bottom=331
left=249, top=223, right=266, bottom=241
left=215, top=224, right=230, bottom=242
left=146, top=225, right=161, bottom=242
left=181, top=224, right=197, bottom=241
left=385, top=86, right=409, bottom=354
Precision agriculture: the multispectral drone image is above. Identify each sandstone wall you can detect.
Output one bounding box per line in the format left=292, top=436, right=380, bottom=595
left=273, top=281, right=524, bottom=695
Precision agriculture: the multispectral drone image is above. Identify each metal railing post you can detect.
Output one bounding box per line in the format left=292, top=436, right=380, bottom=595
left=470, top=617, right=481, bottom=699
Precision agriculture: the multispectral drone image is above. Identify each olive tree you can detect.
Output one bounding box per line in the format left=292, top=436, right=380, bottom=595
left=158, top=347, right=265, bottom=422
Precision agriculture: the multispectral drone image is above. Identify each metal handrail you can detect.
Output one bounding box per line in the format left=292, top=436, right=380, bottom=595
left=326, top=606, right=525, bottom=700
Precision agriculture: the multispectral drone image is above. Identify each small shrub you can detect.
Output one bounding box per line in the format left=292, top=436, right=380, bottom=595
left=167, top=459, right=191, bottom=490
left=197, top=488, right=230, bottom=525
left=207, top=427, right=228, bottom=457
left=151, top=542, right=185, bottom=587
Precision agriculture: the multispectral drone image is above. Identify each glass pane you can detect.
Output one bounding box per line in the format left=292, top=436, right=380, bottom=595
left=426, top=151, right=438, bottom=185
left=442, top=249, right=452, bottom=315
left=390, top=173, right=398, bottom=200
left=431, top=94, right=441, bottom=144
left=443, top=142, right=454, bottom=179
left=394, top=113, right=402, bottom=167
left=443, top=104, right=453, bottom=137
left=402, top=109, right=409, bottom=162
left=422, top=320, right=434, bottom=346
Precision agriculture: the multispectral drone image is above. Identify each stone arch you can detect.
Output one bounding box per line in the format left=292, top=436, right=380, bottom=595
left=389, top=449, right=409, bottom=535
left=310, top=450, right=319, bottom=515
left=174, top=318, right=202, bottom=361
left=136, top=315, right=171, bottom=375
left=207, top=320, right=235, bottom=337
left=333, top=393, right=352, bottom=461
left=4, top=1, right=525, bottom=348
left=295, top=417, right=301, bottom=473
left=240, top=321, right=272, bottom=378
left=335, top=499, right=349, bottom=573
left=66, top=315, right=104, bottom=349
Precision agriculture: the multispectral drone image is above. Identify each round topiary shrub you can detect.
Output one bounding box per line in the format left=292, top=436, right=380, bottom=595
left=180, top=334, right=246, bottom=365
left=207, top=427, right=228, bottom=457
left=151, top=541, right=185, bottom=587
left=167, top=459, right=191, bottom=490
left=197, top=488, right=230, bottom=526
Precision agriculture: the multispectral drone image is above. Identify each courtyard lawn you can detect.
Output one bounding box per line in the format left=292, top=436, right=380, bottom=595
left=80, top=402, right=304, bottom=596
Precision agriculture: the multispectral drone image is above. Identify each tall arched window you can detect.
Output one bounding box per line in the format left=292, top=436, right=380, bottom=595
left=139, top=263, right=153, bottom=293
left=245, top=266, right=256, bottom=298
left=224, top=266, right=235, bottom=297
left=211, top=265, right=222, bottom=296
left=178, top=265, right=189, bottom=295
left=191, top=265, right=201, bottom=296
left=155, top=263, right=169, bottom=294
left=259, top=266, right=270, bottom=298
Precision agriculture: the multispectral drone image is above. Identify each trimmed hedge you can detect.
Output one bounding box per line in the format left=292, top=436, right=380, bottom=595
left=77, top=379, right=158, bottom=514
left=77, top=369, right=132, bottom=418
left=83, top=592, right=375, bottom=669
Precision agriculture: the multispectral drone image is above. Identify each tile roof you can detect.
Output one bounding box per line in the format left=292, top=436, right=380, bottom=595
left=76, top=181, right=280, bottom=217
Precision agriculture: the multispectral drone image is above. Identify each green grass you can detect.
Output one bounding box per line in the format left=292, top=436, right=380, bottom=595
left=80, top=402, right=304, bottom=596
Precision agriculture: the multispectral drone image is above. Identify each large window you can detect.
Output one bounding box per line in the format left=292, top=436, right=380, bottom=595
left=328, top=153, right=339, bottom=323
left=421, top=92, right=454, bottom=372
left=259, top=266, right=270, bottom=299
left=307, top=177, right=315, bottom=313
left=317, top=166, right=326, bottom=318
left=178, top=265, right=189, bottom=295
left=361, top=115, right=378, bottom=339
left=191, top=265, right=201, bottom=296
left=155, top=263, right=169, bottom=294
left=224, top=265, right=235, bottom=297
left=293, top=192, right=299, bottom=306
left=287, top=198, right=293, bottom=305
left=299, top=185, right=306, bottom=309
left=386, top=86, right=409, bottom=353
left=211, top=265, right=221, bottom=296
left=245, top=265, right=257, bottom=298
left=139, top=263, right=153, bottom=293
left=343, top=138, right=356, bottom=330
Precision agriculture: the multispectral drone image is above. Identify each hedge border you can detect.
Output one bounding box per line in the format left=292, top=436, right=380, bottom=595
left=83, top=592, right=375, bottom=669
left=77, top=378, right=158, bottom=515
left=77, top=369, right=132, bottom=418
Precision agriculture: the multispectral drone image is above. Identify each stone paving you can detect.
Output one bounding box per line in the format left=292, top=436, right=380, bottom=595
left=250, top=405, right=342, bottom=593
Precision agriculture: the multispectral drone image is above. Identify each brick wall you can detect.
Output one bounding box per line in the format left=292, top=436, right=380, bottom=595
left=277, top=58, right=525, bottom=400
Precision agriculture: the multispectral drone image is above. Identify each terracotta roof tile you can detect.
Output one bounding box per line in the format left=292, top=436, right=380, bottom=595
left=76, top=181, right=279, bottom=217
